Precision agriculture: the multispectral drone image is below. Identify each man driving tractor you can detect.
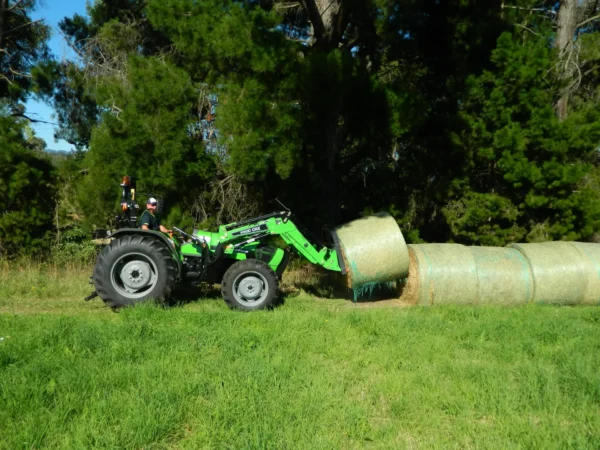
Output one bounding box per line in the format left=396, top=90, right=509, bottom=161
left=139, top=197, right=171, bottom=234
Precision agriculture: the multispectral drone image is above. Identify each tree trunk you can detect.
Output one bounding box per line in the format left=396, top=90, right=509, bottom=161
left=300, top=0, right=350, bottom=226
left=301, top=0, right=347, bottom=50
left=319, top=106, right=342, bottom=227
left=0, top=0, right=7, bottom=51
left=555, top=0, right=579, bottom=121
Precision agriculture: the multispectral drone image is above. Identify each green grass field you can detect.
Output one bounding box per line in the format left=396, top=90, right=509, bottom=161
left=1, top=264, right=599, bottom=449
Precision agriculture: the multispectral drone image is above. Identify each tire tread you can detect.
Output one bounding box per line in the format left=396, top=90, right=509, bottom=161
left=93, top=234, right=177, bottom=309
left=221, top=259, right=279, bottom=311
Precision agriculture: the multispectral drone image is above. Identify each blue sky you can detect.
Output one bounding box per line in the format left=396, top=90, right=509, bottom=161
left=25, top=0, right=89, bottom=152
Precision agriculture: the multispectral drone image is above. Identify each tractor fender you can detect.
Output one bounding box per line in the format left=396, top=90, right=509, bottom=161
left=109, top=228, right=183, bottom=276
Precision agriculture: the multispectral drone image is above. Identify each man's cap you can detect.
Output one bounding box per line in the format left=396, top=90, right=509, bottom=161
left=147, top=197, right=158, bottom=205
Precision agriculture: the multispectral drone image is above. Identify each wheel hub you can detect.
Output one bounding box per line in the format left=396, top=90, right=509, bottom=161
left=237, top=276, right=264, bottom=300
left=120, top=260, right=152, bottom=291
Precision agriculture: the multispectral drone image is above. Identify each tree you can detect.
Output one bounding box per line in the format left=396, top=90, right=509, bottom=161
left=443, top=31, right=600, bottom=245
left=0, top=1, right=56, bottom=257
left=78, top=55, right=215, bottom=229
left=51, top=0, right=600, bottom=245
left=40, top=0, right=171, bottom=150
left=0, top=113, right=57, bottom=255
left=500, top=0, right=600, bottom=120
left=0, top=0, right=49, bottom=103
left=146, top=0, right=508, bottom=229
left=554, top=0, right=600, bottom=120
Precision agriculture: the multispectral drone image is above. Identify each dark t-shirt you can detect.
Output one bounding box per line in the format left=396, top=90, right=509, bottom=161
left=139, top=210, right=161, bottom=231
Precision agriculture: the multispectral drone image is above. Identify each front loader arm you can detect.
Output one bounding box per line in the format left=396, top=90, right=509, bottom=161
left=278, top=226, right=342, bottom=272
left=218, top=212, right=345, bottom=273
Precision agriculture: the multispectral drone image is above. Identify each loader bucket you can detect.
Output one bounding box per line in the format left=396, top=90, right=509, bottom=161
left=333, top=212, right=409, bottom=291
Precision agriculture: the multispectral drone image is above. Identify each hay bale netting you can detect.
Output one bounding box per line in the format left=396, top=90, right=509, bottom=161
left=566, top=242, right=600, bottom=305
left=508, top=242, right=594, bottom=305
left=333, top=212, right=409, bottom=288
left=400, top=244, right=479, bottom=305
left=470, top=247, right=534, bottom=305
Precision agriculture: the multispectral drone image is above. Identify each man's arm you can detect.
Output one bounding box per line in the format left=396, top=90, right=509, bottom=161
left=155, top=215, right=171, bottom=233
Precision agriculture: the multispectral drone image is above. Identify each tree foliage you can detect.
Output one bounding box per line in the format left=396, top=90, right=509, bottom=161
left=0, top=1, right=57, bottom=257
left=78, top=56, right=215, bottom=228
left=0, top=114, right=57, bottom=255
left=443, top=26, right=600, bottom=245
left=0, top=0, right=50, bottom=103
left=23, top=0, right=600, bottom=251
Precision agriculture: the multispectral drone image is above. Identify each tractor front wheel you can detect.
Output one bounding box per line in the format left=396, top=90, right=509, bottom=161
left=93, top=235, right=177, bottom=309
left=221, top=259, right=279, bottom=311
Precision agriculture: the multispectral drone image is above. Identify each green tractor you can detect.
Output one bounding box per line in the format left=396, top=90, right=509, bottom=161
left=86, top=176, right=409, bottom=310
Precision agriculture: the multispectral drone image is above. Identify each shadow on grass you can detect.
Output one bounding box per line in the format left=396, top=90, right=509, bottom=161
left=140, top=263, right=404, bottom=311
left=168, top=284, right=222, bottom=307
left=281, top=263, right=402, bottom=303
left=169, top=283, right=288, bottom=310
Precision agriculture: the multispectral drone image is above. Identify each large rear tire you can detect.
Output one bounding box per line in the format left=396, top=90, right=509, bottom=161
left=93, top=235, right=177, bottom=309
left=221, top=259, right=279, bottom=311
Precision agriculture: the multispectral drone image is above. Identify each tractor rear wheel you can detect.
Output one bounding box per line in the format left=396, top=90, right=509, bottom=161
left=93, top=235, right=177, bottom=309
left=221, top=259, right=279, bottom=311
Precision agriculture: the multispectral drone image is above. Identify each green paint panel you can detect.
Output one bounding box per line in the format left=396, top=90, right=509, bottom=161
left=180, top=243, right=203, bottom=257
left=268, top=248, right=285, bottom=272
left=193, top=230, right=221, bottom=250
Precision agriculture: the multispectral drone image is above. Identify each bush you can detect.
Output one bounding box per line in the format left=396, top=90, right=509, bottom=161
left=51, top=227, right=100, bottom=266
left=0, top=116, right=58, bottom=256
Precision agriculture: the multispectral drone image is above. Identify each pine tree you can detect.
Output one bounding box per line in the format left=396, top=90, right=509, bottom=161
left=50, top=0, right=600, bottom=244
left=0, top=0, right=56, bottom=256
left=78, top=56, right=215, bottom=229
left=444, top=31, right=600, bottom=245
left=0, top=114, right=57, bottom=255
left=0, top=0, right=50, bottom=102
left=144, top=0, right=498, bottom=229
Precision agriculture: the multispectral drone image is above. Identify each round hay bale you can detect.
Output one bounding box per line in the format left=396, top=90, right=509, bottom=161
left=470, top=247, right=533, bottom=305
left=334, top=212, right=409, bottom=288
left=403, top=244, right=478, bottom=305
left=507, top=242, right=591, bottom=305
left=567, top=242, right=600, bottom=305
